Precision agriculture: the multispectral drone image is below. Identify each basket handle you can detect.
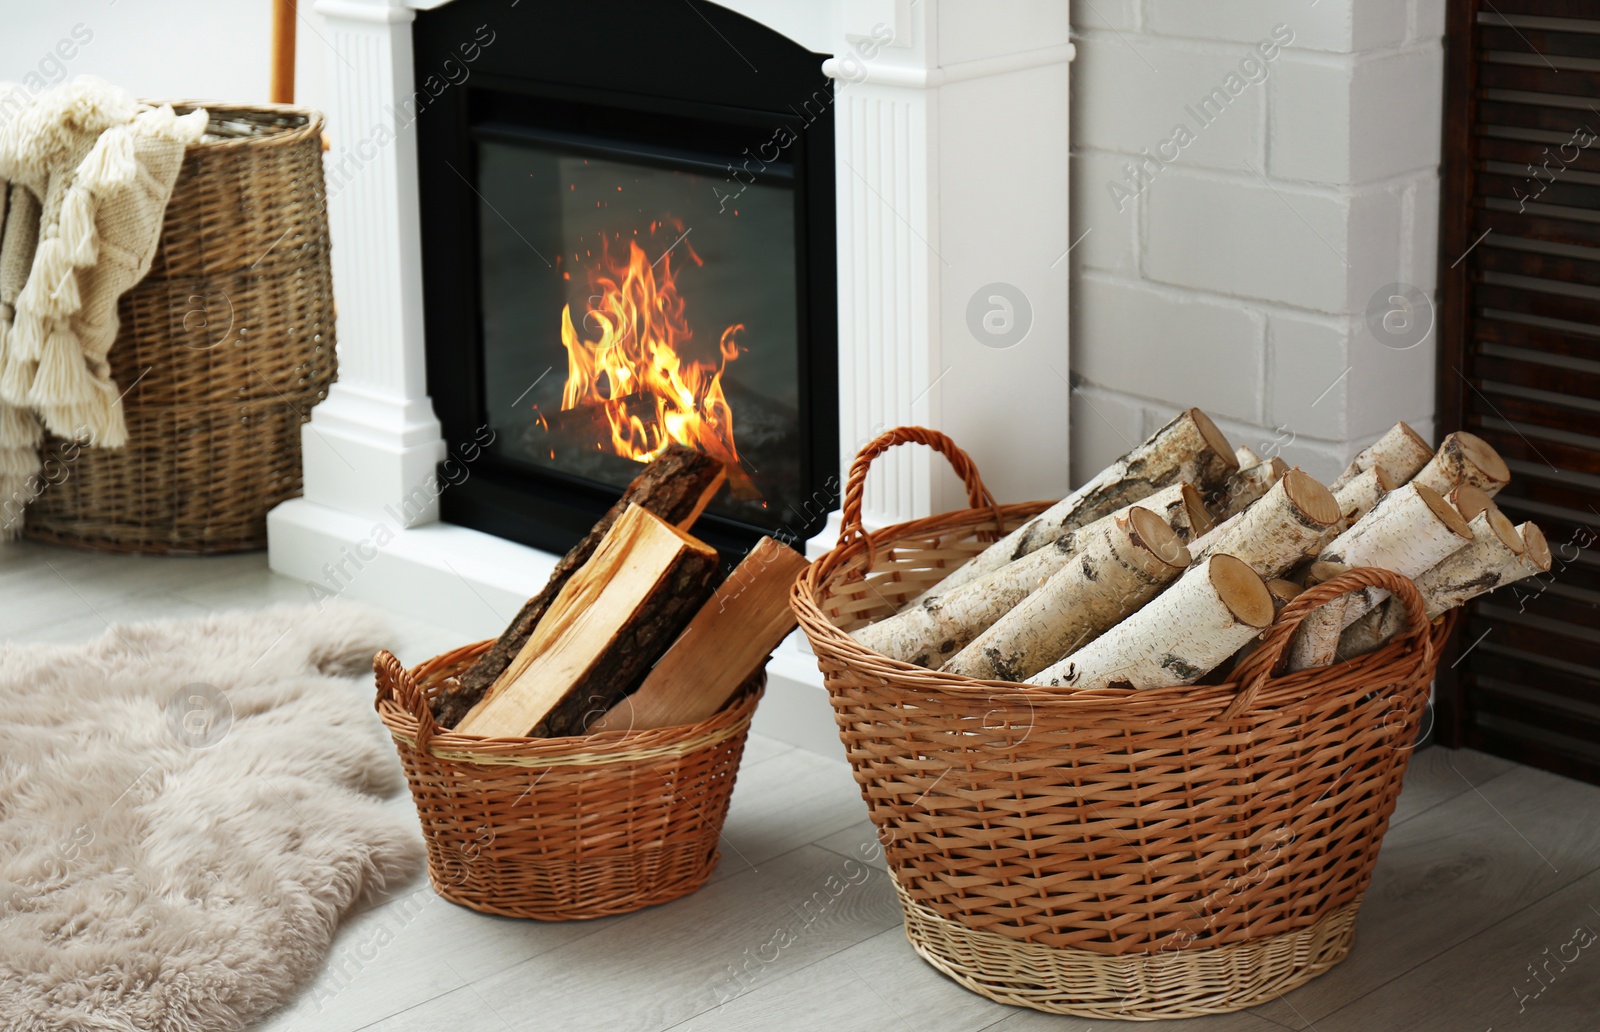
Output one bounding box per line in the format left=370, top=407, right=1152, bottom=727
left=1222, top=566, right=1431, bottom=720
left=839, top=426, right=1000, bottom=563
left=374, top=649, right=439, bottom=751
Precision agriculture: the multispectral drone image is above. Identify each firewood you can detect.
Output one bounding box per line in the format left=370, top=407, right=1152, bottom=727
left=1410, top=431, right=1510, bottom=497
left=433, top=445, right=726, bottom=727
left=1286, top=483, right=1474, bottom=670
left=1339, top=508, right=1535, bottom=657
left=1219, top=456, right=1288, bottom=519
left=942, top=507, right=1188, bottom=682
left=588, top=537, right=808, bottom=733
left=1228, top=578, right=1305, bottom=668
left=454, top=504, right=719, bottom=738
left=1235, top=445, right=1262, bottom=468
left=1515, top=521, right=1551, bottom=578
left=1188, top=469, right=1341, bottom=578
left=1333, top=465, right=1395, bottom=529
left=1028, top=553, right=1274, bottom=690
left=1446, top=482, right=1493, bottom=523
left=1328, top=421, right=1433, bottom=492
left=911, top=408, right=1236, bottom=601
left=855, top=483, right=1204, bottom=667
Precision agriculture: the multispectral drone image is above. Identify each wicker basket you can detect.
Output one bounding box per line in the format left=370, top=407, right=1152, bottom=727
left=374, top=642, right=762, bottom=920
left=791, top=427, right=1452, bottom=1019
left=26, top=103, right=335, bottom=554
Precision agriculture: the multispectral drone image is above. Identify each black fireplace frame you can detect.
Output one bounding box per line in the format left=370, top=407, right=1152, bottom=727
left=413, top=0, right=839, bottom=558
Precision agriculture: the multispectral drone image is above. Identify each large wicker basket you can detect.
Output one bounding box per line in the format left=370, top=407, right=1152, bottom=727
left=374, top=642, right=762, bottom=920
left=792, top=427, right=1451, bottom=1020
left=26, top=103, right=335, bottom=554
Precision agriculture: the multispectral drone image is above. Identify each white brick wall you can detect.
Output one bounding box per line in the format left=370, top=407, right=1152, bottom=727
left=1067, top=0, right=1445, bottom=488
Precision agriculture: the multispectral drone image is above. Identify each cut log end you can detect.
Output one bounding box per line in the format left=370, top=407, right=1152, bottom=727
left=1375, top=465, right=1398, bottom=492
left=1398, top=421, right=1431, bottom=455
left=1188, top=407, right=1240, bottom=471
left=1518, top=522, right=1552, bottom=572
left=1127, top=504, right=1191, bottom=569
left=1448, top=482, right=1493, bottom=523
left=1267, top=578, right=1304, bottom=607
left=1282, top=469, right=1341, bottom=528
left=1414, top=482, right=1475, bottom=542
left=1456, top=430, right=1511, bottom=486
left=1180, top=483, right=1216, bottom=539
left=1483, top=506, right=1524, bottom=554
left=1209, top=553, right=1276, bottom=628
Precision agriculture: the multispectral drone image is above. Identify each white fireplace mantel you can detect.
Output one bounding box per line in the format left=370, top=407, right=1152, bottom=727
left=269, top=0, right=1073, bottom=754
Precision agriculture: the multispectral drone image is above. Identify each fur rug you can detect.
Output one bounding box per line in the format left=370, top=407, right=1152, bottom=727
left=0, top=605, right=425, bottom=1031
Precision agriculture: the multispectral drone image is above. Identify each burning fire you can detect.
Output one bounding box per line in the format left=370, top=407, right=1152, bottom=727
left=559, top=232, right=744, bottom=468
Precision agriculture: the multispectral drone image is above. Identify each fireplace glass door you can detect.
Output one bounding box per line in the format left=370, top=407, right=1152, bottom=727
left=474, top=130, right=803, bottom=532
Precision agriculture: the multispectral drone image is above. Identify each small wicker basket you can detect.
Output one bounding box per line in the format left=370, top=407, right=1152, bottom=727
left=26, top=103, right=335, bottom=554
left=791, top=427, right=1451, bottom=1019
left=374, top=642, right=761, bottom=920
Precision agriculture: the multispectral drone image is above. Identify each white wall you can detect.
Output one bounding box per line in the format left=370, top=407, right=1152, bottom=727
left=0, top=1, right=329, bottom=113
left=1067, top=0, right=1447, bottom=484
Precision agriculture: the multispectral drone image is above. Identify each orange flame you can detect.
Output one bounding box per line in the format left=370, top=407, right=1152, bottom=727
left=559, top=236, right=743, bottom=467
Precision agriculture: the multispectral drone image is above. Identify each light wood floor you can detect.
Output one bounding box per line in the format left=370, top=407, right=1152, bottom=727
left=4, top=540, right=1598, bottom=1031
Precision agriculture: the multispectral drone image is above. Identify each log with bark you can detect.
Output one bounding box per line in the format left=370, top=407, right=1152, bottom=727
left=1339, top=507, right=1537, bottom=657
left=1286, top=483, right=1474, bottom=670
left=454, top=503, right=720, bottom=738
left=942, top=506, right=1189, bottom=682
left=854, top=483, right=1205, bottom=667
left=1333, top=465, right=1395, bottom=529
left=1328, top=421, right=1433, bottom=492
left=910, top=408, right=1236, bottom=601
left=1228, top=578, right=1305, bottom=669
left=588, top=536, right=809, bottom=733
left=1187, top=469, right=1341, bottom=578
left=1028, top=553, right=1275, bottom=690
left=1410, top=431, right=1511, bottom=497
left=432, top=445, right=726, bottom=727
left=1446, top=482, right=1493, bottom=523
left=1219, top=456, right=1289, bottom=519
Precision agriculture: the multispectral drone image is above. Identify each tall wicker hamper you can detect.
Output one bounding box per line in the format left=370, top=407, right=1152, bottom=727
left=25, top=103, right=335, bottom=554
left=791, top=427, right=1453, bottom=1020
left=375, top=642, right=763, bottom=920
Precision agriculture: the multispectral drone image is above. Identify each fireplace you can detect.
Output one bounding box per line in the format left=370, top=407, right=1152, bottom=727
left=414, top=0, right=838, bottom=556
left=273, top=0, right=1074, bottom=752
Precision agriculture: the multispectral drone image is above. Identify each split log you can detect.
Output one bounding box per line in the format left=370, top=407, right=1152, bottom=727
left=589, top=536, right=808, bottom=733
left=1339, top=508, right=1533, bottom=656
left=1329, top=421, right=1433, bottom=492
left=1286, top=483, right=1474, bottom=670
left=454, top=504, right=719, bottom=738
left=942, top=507, right=1188, bottom=682
left=1219, top=457, right=1288, bottom=519
left=1188, top=469, right=1341, bottom=578
left=1028, top=554, right=1274, bottom=690
left=912, top=408, right=1236, bottom=601
left=433, top=445, right=726, bottom=727
left=855, top=483, right=1206, bottom=667
left=1410, top=431, right=1510, bottom=497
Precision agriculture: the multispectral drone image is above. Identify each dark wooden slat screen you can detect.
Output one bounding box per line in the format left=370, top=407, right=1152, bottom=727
left=1437, top=0, right=1600, bottom=785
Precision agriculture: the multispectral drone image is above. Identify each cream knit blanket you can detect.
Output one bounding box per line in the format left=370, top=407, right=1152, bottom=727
left=0, top=76, right=206, bottom=535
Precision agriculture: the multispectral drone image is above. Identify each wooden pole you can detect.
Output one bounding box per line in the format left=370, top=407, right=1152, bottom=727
left=271, top=0, right=298, bottom=104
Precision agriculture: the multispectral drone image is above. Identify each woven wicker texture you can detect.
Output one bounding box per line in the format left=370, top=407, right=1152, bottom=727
left=27, top=104, right=335, bottom=554
left=375, top=641, right=761, bottom=921
left=792, top=426, right=1451, bottom=1017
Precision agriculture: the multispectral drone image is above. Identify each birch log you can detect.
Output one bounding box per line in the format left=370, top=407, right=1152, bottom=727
left=1339, top=509, right=1534, bottom=656
left=1410, top=431, right=1511, bottom=497
left=1446, top=482, right=1494, bottom=523
left=1236, top=445, right=1262, bottom=468
left=1287, top=483, right=1474, bottom=670
left=1329, top=421, right=1434, bottom=492
left=1230, top=578, right=1306, bottom=668
left=943, top=507, right=1189, bottom=681
left=1333, top=465, right=1395, bottom=529
left=1188, top=469, right=1341, bottom=577
left=1028, top=554, right=1275, bottom=689
left=911, top=408, right=1236, bottom=600
left=1220, top=457, right=1289, bottom=519
left=1516, top=521, right=1552, bottom=579
left=855, top=483, right=1203, bottom=667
